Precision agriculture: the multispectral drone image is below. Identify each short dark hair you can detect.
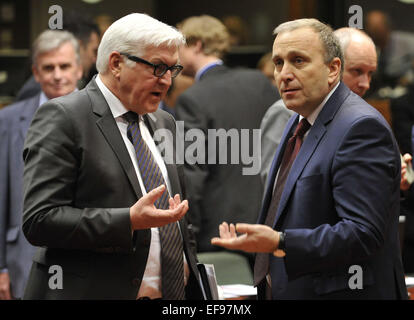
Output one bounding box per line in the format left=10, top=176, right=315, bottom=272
left=63, top=11, right=100, bottom=47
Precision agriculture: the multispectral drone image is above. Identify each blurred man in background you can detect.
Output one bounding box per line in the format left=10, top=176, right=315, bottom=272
left=0, top=30, right=82, bottom=299
left=175, top=15, right=278, bottom=265
left=365, top=10, right=414, bottom=95
left=16, top=11, right=100, bottom=101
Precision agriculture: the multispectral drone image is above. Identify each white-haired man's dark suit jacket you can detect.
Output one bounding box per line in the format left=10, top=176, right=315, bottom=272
left=22, top=80, right=204, bottom=299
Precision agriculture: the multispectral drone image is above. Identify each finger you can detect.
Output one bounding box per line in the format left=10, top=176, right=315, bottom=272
left=166, top=199, right=188, bottom=221
left=211, top=237, right=234, bottom=248
left=174, top=194, right=181, bottom=205
left=179, top=199, right=189, bottom=217
left=169, top=197, right=176, bottom=210
left=145, top=185, right=166, bottom=204
left=235, top=223, right=254, bottom=234
left=219, top=222, right=230, bottom=238
left=403, top=153, right=412, bottom=163
left=153, top=202, right=187, bottom=225
left=211, top=234, right=248, bottom=250
left=229, top=223, right=236, bottom=238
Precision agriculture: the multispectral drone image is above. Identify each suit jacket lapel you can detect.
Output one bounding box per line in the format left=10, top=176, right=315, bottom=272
left=272, top=118, right=327, bottom=227
left=264, top=82, right=351, bottom=228
left=88, top=80, right=143, bottom=199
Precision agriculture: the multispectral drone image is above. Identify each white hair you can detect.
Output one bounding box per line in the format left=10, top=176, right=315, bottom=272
left=32, top=30, right=80, bottom=66
left=96, top=13, right=186, bottom=73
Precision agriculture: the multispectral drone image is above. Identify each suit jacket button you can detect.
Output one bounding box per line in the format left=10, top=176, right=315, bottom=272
left=132, top=278, right=140, bottom=287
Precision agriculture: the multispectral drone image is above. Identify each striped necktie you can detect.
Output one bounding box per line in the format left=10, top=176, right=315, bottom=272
left=123, top=111, right=185, bottom=300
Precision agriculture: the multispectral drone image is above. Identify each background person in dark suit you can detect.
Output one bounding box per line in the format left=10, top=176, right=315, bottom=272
left=174, top=15, right=279, bottom=261
left=212, top=18, right=407, bottom=300
left=22, top=13, right=203, bottom=300
left=0, top=30, right=82, bottom=300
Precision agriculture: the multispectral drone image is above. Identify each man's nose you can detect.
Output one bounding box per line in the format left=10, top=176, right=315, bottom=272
left=159, top=70, right=172, bottom=86
left=279, top=63, right=294, bottom=82
left=53, top=67, right=63, bottom=80
left=359, top=74, right=370, bottom=91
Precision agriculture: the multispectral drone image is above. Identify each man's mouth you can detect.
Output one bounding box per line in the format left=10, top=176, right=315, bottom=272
left=283, top=88, right=299, bottom=93
left=151, top=92, right=162, bottom=98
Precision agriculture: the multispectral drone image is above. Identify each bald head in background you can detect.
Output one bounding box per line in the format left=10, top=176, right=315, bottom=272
left=334, top=27, right=377, bottom=97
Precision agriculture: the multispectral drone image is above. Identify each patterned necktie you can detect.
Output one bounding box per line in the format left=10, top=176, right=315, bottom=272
left=123, top=111, right=185, bottom=300
left=254, top=118, right=311, bottom=286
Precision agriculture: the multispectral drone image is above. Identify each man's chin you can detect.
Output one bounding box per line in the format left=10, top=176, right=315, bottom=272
left=132, top=103, right=160, bottom=115
left=46, top=86, right=76, bottom=99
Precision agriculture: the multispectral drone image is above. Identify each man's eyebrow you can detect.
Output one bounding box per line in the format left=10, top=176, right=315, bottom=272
left=273, top=49, right=307, bottom=60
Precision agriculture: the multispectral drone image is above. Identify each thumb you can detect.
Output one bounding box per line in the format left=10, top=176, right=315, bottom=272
left=145, top=185, right=166, bottom=204
left=403, top=153, right=412, bottom=163
left=235, top=223, right=252, bottom=234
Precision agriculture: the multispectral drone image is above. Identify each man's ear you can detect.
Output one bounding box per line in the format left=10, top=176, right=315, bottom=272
left=76, top=63, right=83, bottom=81
left=328, top=57, right=341, bottom=85
left=32, top=64, right=41, bottom=83
left=108, top=52, right=123, bottom=79
left=193, top=40, right=203, bottom=54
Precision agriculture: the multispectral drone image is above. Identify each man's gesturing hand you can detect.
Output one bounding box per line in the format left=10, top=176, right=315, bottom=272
left=211, top=222, right=279, bottom=253
left=130, top=185, right=188, bottom=230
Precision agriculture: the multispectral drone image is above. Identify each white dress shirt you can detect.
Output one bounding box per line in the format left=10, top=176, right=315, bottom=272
left=95, top=75, right=188, bottom=299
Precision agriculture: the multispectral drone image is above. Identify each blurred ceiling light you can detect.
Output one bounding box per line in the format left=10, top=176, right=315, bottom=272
left=398, top=0, right=414, bottom=3
left=82, top=0, right=103, bottom=4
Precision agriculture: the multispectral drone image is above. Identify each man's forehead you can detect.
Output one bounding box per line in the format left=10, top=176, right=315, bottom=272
left=345, top=41, right=377, bottom=67
left=273, top=28, right=321, bottom=54
left=143, top=45, right=179, bottom=63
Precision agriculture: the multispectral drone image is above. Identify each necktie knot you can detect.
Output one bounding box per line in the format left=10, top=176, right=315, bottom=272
left=294, top=118, right=311, bottom=138
left=123, top=111, right=139, bottom=124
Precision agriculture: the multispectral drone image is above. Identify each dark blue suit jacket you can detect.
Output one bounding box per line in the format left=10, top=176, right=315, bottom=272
left=0, top=94, right=39, bottom=298
left=259, top=82, right=408, bottom=299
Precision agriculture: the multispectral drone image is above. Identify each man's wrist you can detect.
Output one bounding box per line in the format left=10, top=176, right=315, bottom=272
left=273, top=232, right=286, bottom=257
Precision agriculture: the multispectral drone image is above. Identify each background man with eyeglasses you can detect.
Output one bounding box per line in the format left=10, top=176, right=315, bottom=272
left=21, top=13, right=204, bottom=300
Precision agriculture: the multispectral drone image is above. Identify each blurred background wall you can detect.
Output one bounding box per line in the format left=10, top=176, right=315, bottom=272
left=1, top=0, right=414, bottom=105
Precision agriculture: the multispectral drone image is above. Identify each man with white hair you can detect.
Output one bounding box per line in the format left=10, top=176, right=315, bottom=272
left=0, top=29, right=82, bottom=300
left=22, top=13, right=204, bottom=300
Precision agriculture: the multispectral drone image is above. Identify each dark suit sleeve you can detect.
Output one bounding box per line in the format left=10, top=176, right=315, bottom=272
left=22, top=101, right=133, bottom=250
left=175, top=94, right=209, bottom=237
left=284, top=117, right=400, bottom=278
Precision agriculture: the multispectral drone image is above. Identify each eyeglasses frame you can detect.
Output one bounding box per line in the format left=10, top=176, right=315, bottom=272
left=119, top=52, right=183, bottom=78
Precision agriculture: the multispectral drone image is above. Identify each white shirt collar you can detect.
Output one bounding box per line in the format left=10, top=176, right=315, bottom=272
left=38, top=91, right=49, bottom=107
left=300, top=81, right=340, bottom=125
left=39, top=88, right=78, bottom=107
left=95, top=74, right=133, bottom=120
